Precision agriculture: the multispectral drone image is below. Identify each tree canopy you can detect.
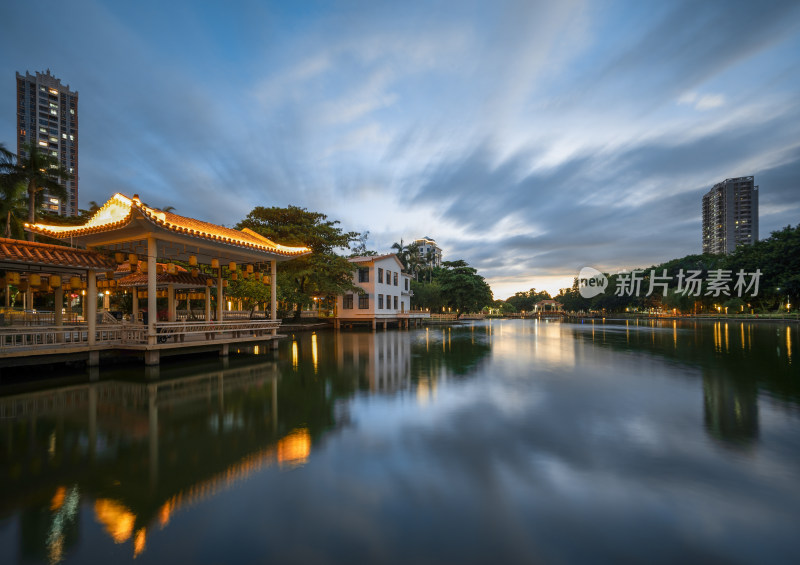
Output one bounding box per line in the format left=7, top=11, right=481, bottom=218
left=237, top=206, right=360, bottom=319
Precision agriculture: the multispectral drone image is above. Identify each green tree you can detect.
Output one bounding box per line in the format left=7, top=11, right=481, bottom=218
left=237, top=206, right=360, bottom=320
left=12, top=144, right=72, bottom=240
left=0, top=144, right=27, bottom=239
left=350, top=230, right=377, bottom=256
left=436, top=260, right=494, bottom=316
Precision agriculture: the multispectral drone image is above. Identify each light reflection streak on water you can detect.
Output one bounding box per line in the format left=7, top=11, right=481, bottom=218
left=788, top=326, right=793, bottom=364
left=47, top=485, right=79, bottom=564
left=312, top=333, right=318, bottom=373
left=292, top=340, right=298, bottom=370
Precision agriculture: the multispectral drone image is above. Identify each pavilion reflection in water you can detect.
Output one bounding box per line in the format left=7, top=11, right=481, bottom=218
left=0, top=360, right=311, bottom=562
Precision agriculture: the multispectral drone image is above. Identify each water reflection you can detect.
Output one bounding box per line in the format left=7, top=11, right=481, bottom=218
left=1, top=320, right=798, bottom=564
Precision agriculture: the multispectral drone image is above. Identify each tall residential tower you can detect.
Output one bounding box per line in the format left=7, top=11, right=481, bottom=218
left=16, top=70, right=79, bottom=216
left=701, top=176, right=758, bottom=255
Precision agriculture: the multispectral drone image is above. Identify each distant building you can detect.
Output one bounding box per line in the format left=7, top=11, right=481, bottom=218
left=414, top=236, right=442, bottom=267
left=336, top=254, right=427, bottom=328
left=702, top=176, right=758, bottom=255
left=16, top=70, right=79, bottom=216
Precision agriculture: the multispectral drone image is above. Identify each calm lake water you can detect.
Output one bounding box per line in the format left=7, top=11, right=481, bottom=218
left=1, top=319, right=799, bottom=564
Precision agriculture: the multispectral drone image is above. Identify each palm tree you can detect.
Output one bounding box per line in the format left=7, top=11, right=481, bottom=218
left=392, top=239, right=411, bottom=270
left=0, top=144, right=27, bottom=238
left=14, top=143, right=71, bottom=241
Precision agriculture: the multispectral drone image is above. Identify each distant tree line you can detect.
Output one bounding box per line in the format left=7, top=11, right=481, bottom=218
left=555, top=224, right=800, bottom=314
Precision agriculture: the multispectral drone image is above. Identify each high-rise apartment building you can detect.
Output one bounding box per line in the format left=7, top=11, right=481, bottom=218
left=702, top=176, right=758, bottom=255
left=414, top=236, right=443, bottom=267
left=16, top=69, right=79, bottom=216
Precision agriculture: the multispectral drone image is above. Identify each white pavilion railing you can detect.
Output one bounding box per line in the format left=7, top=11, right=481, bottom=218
left=0, top=320, right=281, bottom=352
left=0, top=324, right=125, bottom=351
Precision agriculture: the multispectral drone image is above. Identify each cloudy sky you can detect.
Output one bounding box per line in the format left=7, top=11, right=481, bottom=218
left=2, top=0, right=799, bottom=298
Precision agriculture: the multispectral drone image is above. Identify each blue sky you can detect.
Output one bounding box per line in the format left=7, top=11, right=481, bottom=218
left=2, top=0, right=799, bottom=298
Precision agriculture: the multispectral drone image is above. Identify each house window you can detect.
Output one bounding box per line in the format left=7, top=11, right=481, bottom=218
left=378, top=294, right=384, bottom=309
left=404, top=278, right=409, bottom=290
left=343, top=294, right=353, bottom=309
left=358, top=294, right=369, bottom=309
left=358, top=267, right=369, bottom=283
left=393, top=273, right=398, bottom=286
left=386, top=270, right=390, bottom=284
left=378, top=268, right=384, bottom=283
left=394, top=296, right=398, bottom=309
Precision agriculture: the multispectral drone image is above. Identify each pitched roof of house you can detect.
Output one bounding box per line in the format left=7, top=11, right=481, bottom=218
left=348, top=253, right=398, bottom=263
left=25, top=193, right=311, bottom=257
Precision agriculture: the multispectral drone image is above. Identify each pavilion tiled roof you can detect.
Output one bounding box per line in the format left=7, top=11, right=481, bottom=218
left=25, top=193, right=311, bottom=257
left=0, top=237, right=116, bottom=270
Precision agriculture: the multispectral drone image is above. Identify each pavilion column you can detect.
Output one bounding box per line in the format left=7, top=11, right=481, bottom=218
left=54, top=285, right=63, bottom=327
left=205, top=286, right=211, bottom=321
left=147, top=237, right=157, bottom=345
left=25, top=287, right=32, bottom=311
left=4, top=285, right=9, bottom=308
left=271, top=260, right=278, bottom=341
left=167, top=284, right=175, bottom=322
left=216, top=269, right=223, bottom=322
left=132, top=286, right=139, bottom=323
left=87, top=270, right=97, bottom=346
left=270, top=260, right=277, bottom=323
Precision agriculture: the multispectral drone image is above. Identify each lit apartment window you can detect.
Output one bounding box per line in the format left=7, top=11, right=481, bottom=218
left=343, top=294, right=353, bottom=309
left=378, top=268, right=383, bottom=283
left=358, top=294, right=369, bottom=309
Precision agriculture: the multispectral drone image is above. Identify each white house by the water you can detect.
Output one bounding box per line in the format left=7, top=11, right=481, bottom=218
left=335, top=254, right=427, bottom=329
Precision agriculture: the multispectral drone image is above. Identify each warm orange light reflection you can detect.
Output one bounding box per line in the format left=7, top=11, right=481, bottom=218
left=94, top=499, right=136, bottom=543
left=292, top=340, right=298, bottom=369
left=134, top=528, right=147, bottom=558
left=277, top=428, right=311, bottom=468
left=311, top=333, right=318, bottom=372
left=50, top=486, right=66, bottom=511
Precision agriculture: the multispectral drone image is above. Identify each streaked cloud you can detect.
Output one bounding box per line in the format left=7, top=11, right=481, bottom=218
left=2, top=0, right=799, bottom=297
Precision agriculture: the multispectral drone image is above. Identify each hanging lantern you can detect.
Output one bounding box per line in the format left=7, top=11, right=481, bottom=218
left=141, top=262, right=148, bottom=273
left=129, top=253, right=138, bottom=264
left=109, top=280, right=117, bottom=288
left=156, top=265, right=164, bottom=275
left=206, top=279, right=214, bottom=287
left=70, top=276, right=81, bottom=289
left=98, top=280, right=105, bottom=289
left=115, top=252, right=125, bottom=264
left=49, top=275, right=62, bottom=288
left=191, top=268, right=199, bottom=278
left=129, top=261, right=138, bottom=273
left=167, top=263, right=177, bottom=275
left=189, top=255, right=198, bottom=266
left=262, top=275, right=270, bottom=284
left=211, top=259, right=220, bottom=269
left=228, top=261, right=236, bottom=271
left=223, top=280, right=228, bottom=288
left=246, top=264, right=254, bottom=273
left=29, top=274, right=41, bottom=287
left=231, top=272, right=238, bottom=281
left=82, top=281, right=88, bottom=290
left=7, top=272, right=21, bottom=285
